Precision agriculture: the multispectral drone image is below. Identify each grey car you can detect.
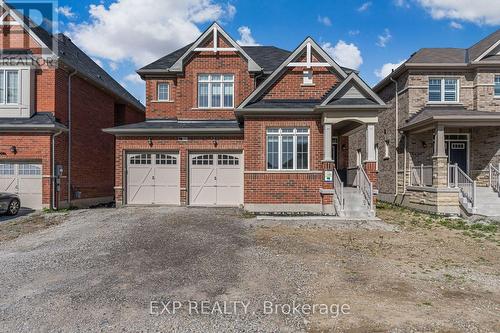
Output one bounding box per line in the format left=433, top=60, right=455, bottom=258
left=0, top=193, right=21, bottom=216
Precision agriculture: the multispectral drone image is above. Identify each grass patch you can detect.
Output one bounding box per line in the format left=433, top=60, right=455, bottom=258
left=377, top=203, right=498, bottom=242
left=42, top=206, right=78, bottom=214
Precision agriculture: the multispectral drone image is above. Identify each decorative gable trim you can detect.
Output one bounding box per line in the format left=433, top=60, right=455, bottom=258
left=238, top=37, right=348, bottom=109
left=170, top=22, right=261, bottom=72
left=0, top=2, right=52, bottom=53
left=472, top=38, right=500, bottom=63
left=320, top=72, right=386, bottom=107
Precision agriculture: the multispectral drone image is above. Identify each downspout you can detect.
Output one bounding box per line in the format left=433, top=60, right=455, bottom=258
left=390, top=73, right=399, bottom=198
left=52, top=130, right=64, bottom=210
left=403, top=133, right=407, bottom=194
left=67, top=69, right=77, bottom=206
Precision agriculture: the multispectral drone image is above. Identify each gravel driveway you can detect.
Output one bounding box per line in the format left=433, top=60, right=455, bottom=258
left=0, top=207, right=498, bottom=332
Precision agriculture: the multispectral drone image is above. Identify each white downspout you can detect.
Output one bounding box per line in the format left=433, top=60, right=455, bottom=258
left=67, top=70, right=77, bottom=206
left=390, top=74, right=399, bottom=198
left=51, top=130, right=63, bottom=210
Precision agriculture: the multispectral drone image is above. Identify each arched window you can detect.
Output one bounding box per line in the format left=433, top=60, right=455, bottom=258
left=130, top=154, right=151, bottom=165
left=217, top=154, right=239, bottom=165
left=156, top=154, right=177, bottom=165
left=192, top=154, right=213, bottom=165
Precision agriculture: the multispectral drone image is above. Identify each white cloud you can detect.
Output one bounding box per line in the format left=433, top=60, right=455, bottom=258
left=348, top=29, right=360, bottom=36
left=66, top=0, right=235, bottom=67
left=109, top=61, right=119, bottom=71
left=56, top=6, right=76, bottom=19
left=449, top=21, right=463, bottom=29
left=322, top=40, right=363, bottom=70
left=376, top=28, right=392, bottom=47
left=124, top=73, right=143, bottom=84
left=358, top=2, right=372, bottom=12
left=416, top=0, right=500, bottom=25
left=236, top=26, right=260, bottom=46
left=394, top=0, right=410, bottom=8
left=317, top=15, right=332, bottom=26
left=374, top=60, right=406, bottom=79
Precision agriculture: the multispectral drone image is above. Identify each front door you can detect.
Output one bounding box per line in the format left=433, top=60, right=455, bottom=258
left=447, top=141, right=468, bottom=172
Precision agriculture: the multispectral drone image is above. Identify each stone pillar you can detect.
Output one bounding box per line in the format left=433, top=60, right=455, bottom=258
left=323, top=123, right=332, bottom=161
left=432, top=125, right=448, bottom=188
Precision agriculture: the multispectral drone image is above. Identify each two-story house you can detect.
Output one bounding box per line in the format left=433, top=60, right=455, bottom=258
left=104, top=23, right=386, bottom=216
left=372, top=30, right=500, bottom=216
left=0, top=2, right=144, bottom=211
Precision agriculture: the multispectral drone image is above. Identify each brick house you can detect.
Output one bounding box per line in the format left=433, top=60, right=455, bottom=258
left=371, top=30, right=500, bottom=216
left=0, top=2, right=144, bottom=210
left=105, top=23, right=386, bottom=216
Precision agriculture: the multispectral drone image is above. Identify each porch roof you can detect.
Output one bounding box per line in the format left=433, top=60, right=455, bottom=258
left=401, top=106, right=500, bottom=132
left=0, top=112, right=68, bottom=133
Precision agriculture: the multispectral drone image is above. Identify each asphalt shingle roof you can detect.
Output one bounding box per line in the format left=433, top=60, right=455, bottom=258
left=407, top=48, right=467, bottom=64
left=104, top=120, right=243, bottom=134
left=0, top=112, right=67, bottom=131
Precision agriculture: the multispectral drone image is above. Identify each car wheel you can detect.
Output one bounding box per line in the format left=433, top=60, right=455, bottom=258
left=7, top=199, right=20, bottom=216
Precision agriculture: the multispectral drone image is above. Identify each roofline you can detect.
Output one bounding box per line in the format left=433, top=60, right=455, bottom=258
left=102, top=127, right=243, bottom=135
left=321, top=72, right=386, bottom=106
left=0, top=123, right=68, bottom=132
left=401, top=115, right=500, bottom=131
left=315, top=104, right=388, bottom=110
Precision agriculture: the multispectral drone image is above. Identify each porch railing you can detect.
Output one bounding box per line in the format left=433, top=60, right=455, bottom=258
left=449, top=163, right=476, bottom=210
left=357, top=166, right=374, bottom=212
left=410, top=164, right=433, bottom=187
left=489, top=163, right=500, bottom=194
left=333, top=168, right=344, bottom=213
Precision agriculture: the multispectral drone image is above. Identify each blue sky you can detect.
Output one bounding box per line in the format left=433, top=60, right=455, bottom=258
left=50, top=0, right=500, bottom=104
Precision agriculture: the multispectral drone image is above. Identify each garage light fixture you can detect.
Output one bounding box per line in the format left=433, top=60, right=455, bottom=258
left=147, top=137, right=153, bottom=147
left=10, top=146, right=17, bottom=154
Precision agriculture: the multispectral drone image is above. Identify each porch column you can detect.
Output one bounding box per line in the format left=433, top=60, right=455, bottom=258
left=364, top=123, right=378, bottom=190
left=432, top=124, right=448, bottom=188
left=323, top=123, right=332, bottom=161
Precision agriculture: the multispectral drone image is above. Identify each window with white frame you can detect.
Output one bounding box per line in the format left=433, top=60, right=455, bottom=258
left=157, top=83, right=169, bottom=101
left=495, top=76, right=500, bottom=97
left=0, top=70, right=19, bottom=104
left=198, top=74, right=234, bottom=108
left=303, top=70, right=313, bottom=85
left=428, top=78, right=458, bottom=103
left=266, top=128, right=309, bottom=170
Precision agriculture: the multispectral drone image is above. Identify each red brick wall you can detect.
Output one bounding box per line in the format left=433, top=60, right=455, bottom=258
left=145, top=52, right=254, bottom=120
left=243, top=117, right=325, bottom=204
left=114, top=136, right=244, bottom=205
left=0, top=22, right=43, bottom=54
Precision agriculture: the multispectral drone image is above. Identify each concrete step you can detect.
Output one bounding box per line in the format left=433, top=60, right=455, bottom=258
left=462, top=187, right=500, bottom=217
left=340, top=187, right=374, bottom=218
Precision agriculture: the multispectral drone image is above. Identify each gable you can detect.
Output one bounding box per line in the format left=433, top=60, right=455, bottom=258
left=321, top=73, right=385, bottom=108
left=169, top=22, right=261, bottom=72
left=239, top=37, right=347, bottom=109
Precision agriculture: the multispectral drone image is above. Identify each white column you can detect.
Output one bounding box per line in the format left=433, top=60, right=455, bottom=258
left=433, top=124, right=446, bottom=157
left=323, top=123, right=332, bottom=161
left=366, top=124, right=376, bottom=161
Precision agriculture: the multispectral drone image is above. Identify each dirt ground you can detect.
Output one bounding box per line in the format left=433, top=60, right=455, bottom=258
left=0, top=205, right=498, bottom=332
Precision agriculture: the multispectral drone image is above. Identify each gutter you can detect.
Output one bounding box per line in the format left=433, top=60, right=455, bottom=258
left=67, top=69, right=77, bottom=206
left=102, top=127, right=244, bottom=136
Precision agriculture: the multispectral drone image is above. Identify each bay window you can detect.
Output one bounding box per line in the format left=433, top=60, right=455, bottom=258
left=428, top=78, right=458, bottom=103
left=0, top=70, right=19, bottom=104
left=266, top=128, right=310, bottom=170
left=198, top=74, right=234, bottom=108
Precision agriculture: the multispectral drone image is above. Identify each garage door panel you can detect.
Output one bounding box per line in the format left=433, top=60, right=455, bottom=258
left=189, top=153, right=243, bottom=206
left=126, top=153, right=179, bottom=205
left=0, top=163, right=42, bottom=210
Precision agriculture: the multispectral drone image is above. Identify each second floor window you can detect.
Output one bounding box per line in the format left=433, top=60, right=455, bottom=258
left=428, top=78, right=458, bottom=103
left=157, top=83, right=169, bottom=101
left=198, top=74, right=234, bottom=108
left=0, top=70, right=19, bottom=104
left=495, top=76, right=500, bottom=97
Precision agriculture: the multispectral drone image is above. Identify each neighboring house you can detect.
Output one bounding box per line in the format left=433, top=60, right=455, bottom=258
left=0, top=2, right=144, bottom=210
left=372, top=30, right=500, bottom=216
left=104, top=23, right=386, bottom=216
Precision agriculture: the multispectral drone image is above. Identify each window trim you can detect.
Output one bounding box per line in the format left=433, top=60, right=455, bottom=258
left=383, top=140, right=390, bottom=160
left=427, top=77, right=460, bottom=104
left=0, top=69, right=20, bottom=105
left=156, top=82, right=170, bottom=102
left=266, top=127, right=310, bottom=171
left=495, top=75, right=500, bottom=98
left=197, top=74, right=235, bottom=109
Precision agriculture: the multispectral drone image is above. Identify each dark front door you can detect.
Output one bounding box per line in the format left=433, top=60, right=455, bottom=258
left=447, top=141, right=468, bottom=172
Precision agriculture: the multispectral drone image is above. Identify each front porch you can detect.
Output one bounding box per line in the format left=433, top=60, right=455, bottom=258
left=401, top=108, right=500, bottom=216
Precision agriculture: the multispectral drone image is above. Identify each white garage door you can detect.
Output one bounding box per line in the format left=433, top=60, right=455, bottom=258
left=0, top=163, right=42, bottom=209
left=189, top=153, right=243, bottom=206
left=126, top=153, right=180, bottom=205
